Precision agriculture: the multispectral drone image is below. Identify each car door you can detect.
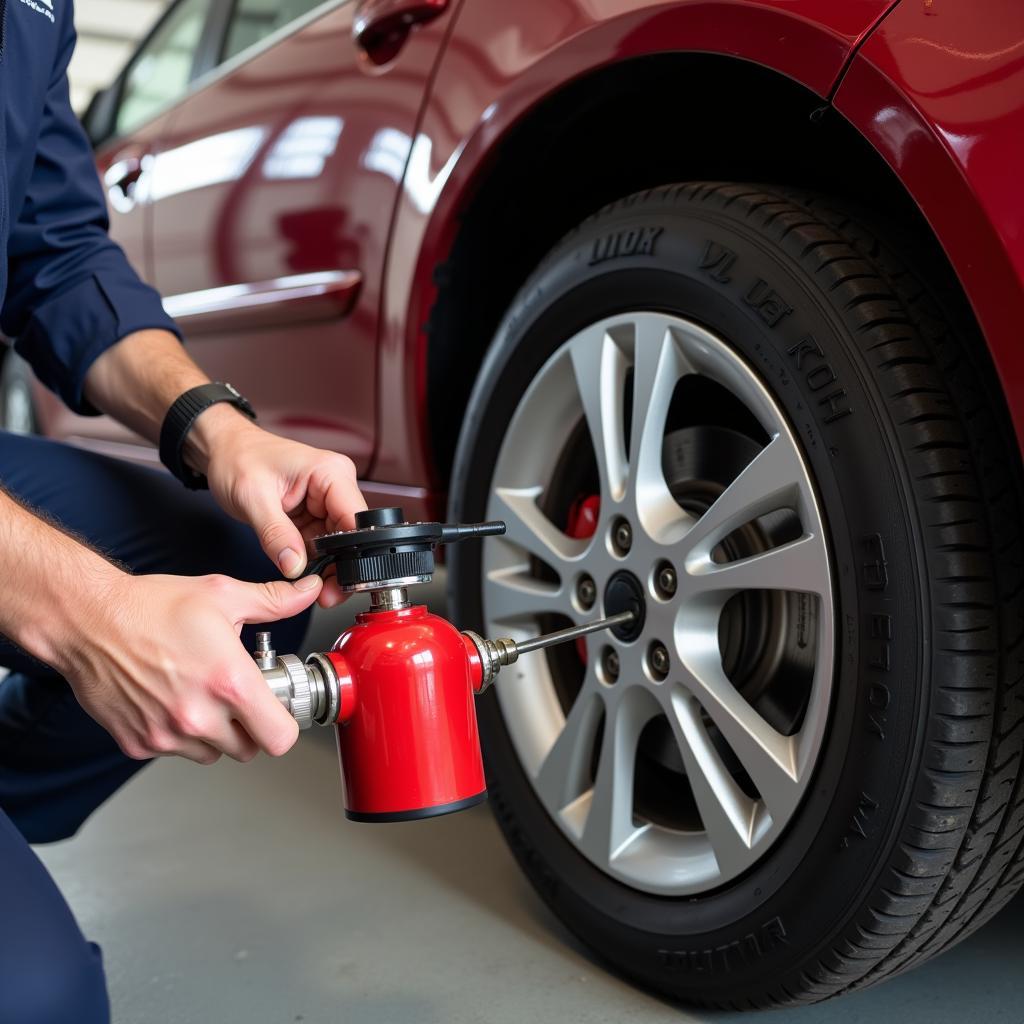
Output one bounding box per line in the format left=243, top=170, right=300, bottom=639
left=148, top=0, right=452, bottom=475
left=38, top=0, right=221, bottom=454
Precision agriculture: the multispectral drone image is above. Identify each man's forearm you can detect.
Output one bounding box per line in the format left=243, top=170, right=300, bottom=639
left=0, top=488, right=124, bottom=674
left=83, top=329, right=258, bottom=476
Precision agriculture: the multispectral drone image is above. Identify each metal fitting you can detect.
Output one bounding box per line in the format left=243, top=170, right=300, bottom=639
left=612, top=518, right=633, bottom=556
left=304, top=651, right=341, bottom=725
left=260, top=649, right=316, bottom=729
left=256, top=632, right=341, bottom=728
left=349, top=574, right=429, bottom=595
left=648, top=641, right=670, bottom=680
left=602, top=646, right=621, bottom=683
left=462, top=631, right=519, bottom=691
left=655, top=563, right=677, bottom=599
left=254, top=631, right=276, bottom=670
left=369, top=586, right=411, bottom=611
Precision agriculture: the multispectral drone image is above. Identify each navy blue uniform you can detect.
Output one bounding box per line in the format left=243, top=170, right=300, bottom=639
left=0, top=3, right=310, bottom=1020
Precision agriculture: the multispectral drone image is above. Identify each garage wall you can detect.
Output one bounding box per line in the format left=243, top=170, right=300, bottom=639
left=68, top=0, right=173, bottom=112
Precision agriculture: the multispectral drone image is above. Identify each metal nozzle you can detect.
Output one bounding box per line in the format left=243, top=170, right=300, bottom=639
left=465, top=611, right=635, bottom=691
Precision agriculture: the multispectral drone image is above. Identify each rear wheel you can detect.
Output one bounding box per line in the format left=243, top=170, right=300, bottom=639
left=447, top=184, right=1024, bottom=1007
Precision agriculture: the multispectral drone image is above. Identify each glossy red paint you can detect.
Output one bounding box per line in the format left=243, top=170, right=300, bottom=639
left=566, top=494, right=601, bottom=541
left=376, top=0, right=894, bottom=488
left=834, top=0, right=1024, bottom=445
left=328, top=604, right=486, bottom=819
left=36, top=0, right=1024, bottom=507
left=325, top=650, right=358, bottom=724
left=142, top=3, right=449, bottom=473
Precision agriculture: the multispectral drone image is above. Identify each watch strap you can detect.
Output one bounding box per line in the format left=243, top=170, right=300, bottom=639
left=159, top=382, right=256, bottom=490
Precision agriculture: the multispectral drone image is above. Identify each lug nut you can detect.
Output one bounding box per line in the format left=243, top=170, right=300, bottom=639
left=655, top=561, right=677, bottom=599
left=576, top=575, right=596, bottom=610
left=648, top=641, right=670, bottom=681
left=612, top=518, right=633, bottom=556
left=601, top=646, right=620, bottom=684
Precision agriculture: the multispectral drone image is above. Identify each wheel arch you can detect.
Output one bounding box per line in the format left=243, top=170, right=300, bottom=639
left=833, top=4, right=1024, bottom=454
left=417, top=52, right=960, bottom=485
left=378, top=0, right=1015, bottom=493
left=373, top=0, right=899, bottom=490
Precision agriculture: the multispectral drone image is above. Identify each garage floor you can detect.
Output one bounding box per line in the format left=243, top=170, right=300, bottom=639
left=34, top=581, right=1024, bottom=1024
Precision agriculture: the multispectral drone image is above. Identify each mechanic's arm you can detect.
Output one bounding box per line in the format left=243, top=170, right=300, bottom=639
left=2, top=7, right=364, bottom=604
left=0, top=484, right=320, bottom=763
left=82, top=329, right=366, bottom=605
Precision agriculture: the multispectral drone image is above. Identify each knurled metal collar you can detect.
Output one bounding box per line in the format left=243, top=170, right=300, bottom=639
left=278, top=654, right=313, bottom=730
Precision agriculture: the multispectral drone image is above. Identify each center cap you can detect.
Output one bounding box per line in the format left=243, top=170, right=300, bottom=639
left=603, top=571, right=646, bottom=641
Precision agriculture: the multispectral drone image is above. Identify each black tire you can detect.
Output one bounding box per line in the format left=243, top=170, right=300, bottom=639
left=0, top=349, right=38, bottom=435
left=447, top=184, right=1024, bottom=1007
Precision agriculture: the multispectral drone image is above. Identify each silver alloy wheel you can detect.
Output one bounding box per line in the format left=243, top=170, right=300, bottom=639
left=482, top=312, right=835, bottom=896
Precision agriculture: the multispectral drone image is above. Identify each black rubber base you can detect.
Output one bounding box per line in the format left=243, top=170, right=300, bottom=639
left=346, top=790, right=487, bottom=823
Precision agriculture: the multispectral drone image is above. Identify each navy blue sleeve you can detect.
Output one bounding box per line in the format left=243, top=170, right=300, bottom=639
left=1, top=12, right=182, bottom=415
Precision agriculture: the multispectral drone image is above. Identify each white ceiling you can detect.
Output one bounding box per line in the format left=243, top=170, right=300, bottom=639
left=68, top=0, right=173, bottom=112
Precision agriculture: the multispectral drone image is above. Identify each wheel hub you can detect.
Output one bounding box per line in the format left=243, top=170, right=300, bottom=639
left=603, top=570, right=645, bottom=641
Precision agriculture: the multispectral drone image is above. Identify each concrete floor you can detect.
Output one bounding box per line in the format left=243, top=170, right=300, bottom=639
left=33, top=584, right=1024, bottom=1024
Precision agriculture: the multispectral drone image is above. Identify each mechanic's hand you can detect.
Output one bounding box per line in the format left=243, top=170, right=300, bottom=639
left=64, top=572, right=323, bottom=765
left=193, top=411, right=367, bottom=607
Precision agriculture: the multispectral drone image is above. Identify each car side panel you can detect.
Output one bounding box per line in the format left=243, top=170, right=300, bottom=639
left=374, top=0, right=894, bottom=489
left=833, top=1, right=1024, bottom=447
left=143, top=3, right=451, bottom=474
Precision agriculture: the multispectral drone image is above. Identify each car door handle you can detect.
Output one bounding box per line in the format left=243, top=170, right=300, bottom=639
left=104, top=156, right=145, bottom=213
left=353, top=0, right=448, bottom=61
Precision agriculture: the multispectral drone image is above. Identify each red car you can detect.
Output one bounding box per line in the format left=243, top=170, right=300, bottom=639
left=5, top=0, right=1024, bottom=1008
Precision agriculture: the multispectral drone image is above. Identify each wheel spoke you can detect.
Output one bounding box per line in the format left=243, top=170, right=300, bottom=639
left=533, top=689, right=604, bottom=812
left=485, top=567, right=574, bottom=624
left=689, top=533, right=830, bottom=600
left=681, top=435, right=808, bottom=564
left=675, top=652, right=801, bottom=821
left=667, top=689, right=758, bottom=877
left=580, top=692, right=653, bottom=863
left=569, top=328, right=630, bottom=503
left=491, top=486, right=588, bottom=573
left=629, top=318, right=692, bottom=541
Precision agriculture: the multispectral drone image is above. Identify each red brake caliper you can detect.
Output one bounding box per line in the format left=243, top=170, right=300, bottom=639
left=566, top=494, right=600, bottom=663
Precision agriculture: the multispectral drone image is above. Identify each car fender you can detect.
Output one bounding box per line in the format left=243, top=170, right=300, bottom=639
left=373, top=0, right=895, bottom=487
left=833, top=0, right=1024, bottom=448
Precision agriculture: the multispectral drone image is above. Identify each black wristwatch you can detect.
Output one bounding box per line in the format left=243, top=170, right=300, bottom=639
left=159, top=382, right=257, bottom=490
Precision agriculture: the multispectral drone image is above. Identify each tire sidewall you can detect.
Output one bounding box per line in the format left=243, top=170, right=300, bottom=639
left=448, top=196, right=927, bottom=1000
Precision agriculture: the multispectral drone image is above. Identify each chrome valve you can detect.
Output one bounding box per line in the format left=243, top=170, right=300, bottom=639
left=254, top=631, right=339, bottom=729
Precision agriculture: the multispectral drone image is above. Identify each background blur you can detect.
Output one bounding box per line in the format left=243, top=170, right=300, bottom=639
left=68, top=0, right=172, bottom=112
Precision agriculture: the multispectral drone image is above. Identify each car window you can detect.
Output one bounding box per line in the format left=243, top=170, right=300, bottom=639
left=222, top=0, right=326, bottom=62
left=116, top=0, right=212, bottom=137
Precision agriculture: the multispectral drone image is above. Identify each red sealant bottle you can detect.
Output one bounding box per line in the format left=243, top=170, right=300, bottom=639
left=254, top=507, right=632, bottom=822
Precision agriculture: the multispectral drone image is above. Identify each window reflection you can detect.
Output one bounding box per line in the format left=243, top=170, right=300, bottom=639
left=263, top=116, right=344, bottom=180
left=150, top=126, right=268, bottom=200
left=362, top=127, right=411, bottom=183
